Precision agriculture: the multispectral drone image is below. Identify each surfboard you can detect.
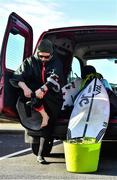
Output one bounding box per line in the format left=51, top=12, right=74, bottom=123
left=61, top=77, right=82, bottom=110
left=16, top=97, right=42, bottom=131
left=67, top=78, right=110, bottom=142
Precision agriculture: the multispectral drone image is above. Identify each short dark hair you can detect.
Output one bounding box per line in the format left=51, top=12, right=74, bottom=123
left=38, top=39, right=53, bottom=54
left=82, top=65, right=96, bottom=79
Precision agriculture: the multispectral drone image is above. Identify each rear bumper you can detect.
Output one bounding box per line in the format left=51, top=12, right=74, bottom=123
left=104, top=122, right=117, bottom=140
left=26, top=118, right=117, bottom=141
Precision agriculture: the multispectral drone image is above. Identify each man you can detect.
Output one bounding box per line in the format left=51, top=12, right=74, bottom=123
left=11, top=39, right=64, bottom=164
left=80, top=65, right=117, bottom=118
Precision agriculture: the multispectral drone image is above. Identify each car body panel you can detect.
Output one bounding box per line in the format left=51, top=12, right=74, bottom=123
left=0, top=12, right=33, bottom=118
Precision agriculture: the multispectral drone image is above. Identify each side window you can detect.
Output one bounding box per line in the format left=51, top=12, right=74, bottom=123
left=68, top=57, right=81, bottom=82
left=6, top=33, right=25, bottom=71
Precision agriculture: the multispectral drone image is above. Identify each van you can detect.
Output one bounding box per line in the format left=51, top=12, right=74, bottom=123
left=1, top=12, right=117, bottom=156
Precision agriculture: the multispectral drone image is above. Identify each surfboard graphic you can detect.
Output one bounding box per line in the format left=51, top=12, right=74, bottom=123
left=67, top=78, right=110, bottom=142
left=62, top=78, right=82, bottom=110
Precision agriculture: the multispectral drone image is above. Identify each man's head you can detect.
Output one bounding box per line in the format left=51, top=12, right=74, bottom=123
left=82, top=65, right=96, bottom=79
left=37, top=39, right=53, bottom=62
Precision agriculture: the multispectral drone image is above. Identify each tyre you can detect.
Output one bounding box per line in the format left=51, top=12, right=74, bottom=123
left=31, top=137, right=54, bottom=156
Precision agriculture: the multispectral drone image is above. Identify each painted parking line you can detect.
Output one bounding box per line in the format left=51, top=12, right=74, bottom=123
left=0, top=148, right=31, bottom=160
left=0, top=140, right=62, bottom=160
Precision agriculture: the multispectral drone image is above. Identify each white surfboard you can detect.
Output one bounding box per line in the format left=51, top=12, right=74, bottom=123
left=67, top=78, right=110, bottom=142
left=61, top=78, right=82, bottom=110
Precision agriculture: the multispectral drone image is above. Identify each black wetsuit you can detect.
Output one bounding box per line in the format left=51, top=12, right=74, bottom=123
left=10, top=55, right=64, bottom=136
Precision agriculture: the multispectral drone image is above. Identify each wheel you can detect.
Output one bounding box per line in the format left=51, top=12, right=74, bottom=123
left=31, top=137, right=54, bottom=156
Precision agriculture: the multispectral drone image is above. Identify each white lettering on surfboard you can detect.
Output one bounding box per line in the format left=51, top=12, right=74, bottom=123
left=103, top=121, right=108, bottom=127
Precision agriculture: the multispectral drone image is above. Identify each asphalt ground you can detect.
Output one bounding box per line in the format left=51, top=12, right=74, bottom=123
left=1, top=119, right=117, bottom=179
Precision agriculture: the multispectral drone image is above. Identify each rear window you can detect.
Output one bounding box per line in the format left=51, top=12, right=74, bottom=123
left=68, top=57, right=81, bottom=82
left=87, top=58, right=117, bottom=91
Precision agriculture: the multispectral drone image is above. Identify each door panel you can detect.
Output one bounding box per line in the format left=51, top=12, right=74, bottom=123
left=0, top=12, right=33, bottom=119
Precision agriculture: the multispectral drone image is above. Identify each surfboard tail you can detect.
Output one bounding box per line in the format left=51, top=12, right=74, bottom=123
left=96, top=128, right=106, bottom=142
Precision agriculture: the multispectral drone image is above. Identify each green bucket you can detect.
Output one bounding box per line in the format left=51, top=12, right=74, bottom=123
left=63, top=139, right=101, bottom=173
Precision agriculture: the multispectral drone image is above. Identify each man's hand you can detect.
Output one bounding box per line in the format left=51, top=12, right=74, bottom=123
left=18, top=81, right=32, bottom=98
left=35, top=85, right=48, bottom=99
left=23, top=87, right=32, bottom=98
left=35, top=88, right=45, bottom=99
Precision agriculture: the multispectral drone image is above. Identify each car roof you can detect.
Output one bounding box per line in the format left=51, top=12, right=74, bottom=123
left=42, top=25, right=117, bottom=61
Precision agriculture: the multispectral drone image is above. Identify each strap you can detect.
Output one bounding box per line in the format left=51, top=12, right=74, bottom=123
left=41, top=62, right=45, bottom=83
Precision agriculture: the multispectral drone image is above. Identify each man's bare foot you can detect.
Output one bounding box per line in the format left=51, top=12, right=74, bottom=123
left=40, top=109, right=49, bottom=128
left=35, top=106, right=49, bottom=128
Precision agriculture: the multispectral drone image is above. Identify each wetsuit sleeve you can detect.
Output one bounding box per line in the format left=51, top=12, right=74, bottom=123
left=10, top=57, right=33, bottom=88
